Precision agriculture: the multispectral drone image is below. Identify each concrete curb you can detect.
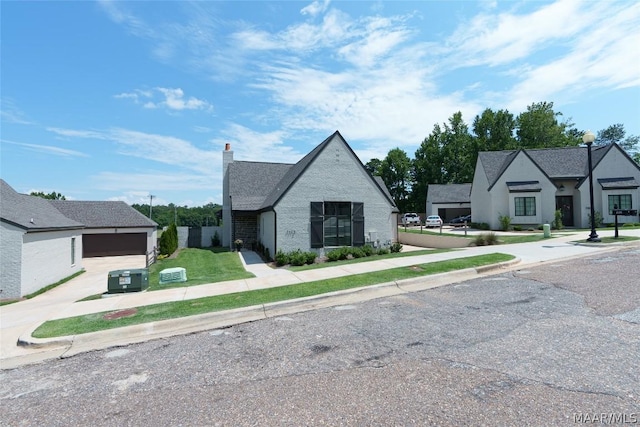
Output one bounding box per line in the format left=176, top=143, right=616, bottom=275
left=14, top=258, right=524, bottom=359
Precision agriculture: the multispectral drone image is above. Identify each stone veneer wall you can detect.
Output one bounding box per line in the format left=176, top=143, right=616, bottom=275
left=233, top=213, right=258, bottom=249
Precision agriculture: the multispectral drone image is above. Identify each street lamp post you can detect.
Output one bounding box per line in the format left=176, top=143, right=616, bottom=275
left=582, top=131, right=600, bottom=242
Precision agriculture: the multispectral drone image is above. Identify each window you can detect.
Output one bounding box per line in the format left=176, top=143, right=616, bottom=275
left=71, top=237, right=76, bottom=265
left=310, top=202, right=364, bottom=248
left=515, top=197, right=536, bottom=216
left=608, top=194, right=632, bottom=214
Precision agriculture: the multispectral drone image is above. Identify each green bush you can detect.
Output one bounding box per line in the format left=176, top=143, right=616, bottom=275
left=211, top=231, right=221, bottom=247
left=552, top=209, right=564, bottom=230
left=327, top=248, right=343, bottom=262
left=498, top=214, right=512, bottom=231
left=390, top=242, right=403, bottom=253
left=304, top=251, right=317, bottom=265
left=289, top=250, right=307, bottom=266
left=275, top=250, right=289, bottom=266
left=377, top=248, right=390, bottom=255
left=362, top=245, right=374, bottom=256
left=513, top=225, right=522, bottom=231
left=588, top=211, right=603, bottom=228
left=350, top=248, right=365, bottom=258
left=159, top=223, right=178, bottom=255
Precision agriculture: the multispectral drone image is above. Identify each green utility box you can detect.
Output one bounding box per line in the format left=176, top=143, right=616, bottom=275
left=107, top=269, right=149, bottom=293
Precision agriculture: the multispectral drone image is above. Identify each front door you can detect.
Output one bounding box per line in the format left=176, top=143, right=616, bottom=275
left=555, top=196, right=574, bottom=227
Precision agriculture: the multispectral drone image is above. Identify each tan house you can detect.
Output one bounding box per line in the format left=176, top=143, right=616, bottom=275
left=470, top=143, right=640, bottom=229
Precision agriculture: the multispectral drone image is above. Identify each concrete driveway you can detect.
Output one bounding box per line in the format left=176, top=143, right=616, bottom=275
left=0, top=255, right=146, bottom=362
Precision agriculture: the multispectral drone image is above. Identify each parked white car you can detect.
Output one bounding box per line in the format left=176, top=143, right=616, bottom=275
left=425, top=215, right=443, bottom=227
left=401, top=213, right=421, bottom=226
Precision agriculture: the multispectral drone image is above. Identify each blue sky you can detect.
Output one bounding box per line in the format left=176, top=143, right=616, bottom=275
left=2, top=0, right=639, bottom=207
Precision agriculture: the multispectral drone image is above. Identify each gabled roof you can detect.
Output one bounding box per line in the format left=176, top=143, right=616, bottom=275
left=49, top=200, right=157, bottom=228
left=479, top=143, right=622, bottom=190
left=0, top=180, right=84, bottom=231
left=427, top=183, right=472, bottom=204
left=598, top=177, right=639, bottom=189
left=228, top=130, right=397, bottom=212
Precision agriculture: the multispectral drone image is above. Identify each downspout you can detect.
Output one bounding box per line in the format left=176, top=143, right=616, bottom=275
left=229, top=195, right=234, bottom=250
left=273, top=209, right=277, bottom=258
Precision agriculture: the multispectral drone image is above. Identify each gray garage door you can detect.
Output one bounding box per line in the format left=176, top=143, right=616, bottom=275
left=83, top=233, right=147, bottom=257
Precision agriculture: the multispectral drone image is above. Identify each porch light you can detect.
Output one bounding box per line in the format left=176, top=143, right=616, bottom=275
left=582, top=131, right=600, bottom=242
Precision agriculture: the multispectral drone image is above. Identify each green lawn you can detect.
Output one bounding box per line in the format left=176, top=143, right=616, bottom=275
left=399, top=228, right=559, bottom=244
left=33, top=253, right=514, bottom=338
left=149, top=247, right=254, bottom=290
left=572, top=235, right=640, bottom=244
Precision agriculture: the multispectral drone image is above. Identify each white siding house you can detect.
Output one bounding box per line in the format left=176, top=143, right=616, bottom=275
left=222, top=131, right=399, bottom=258
left=471, top=144, right=640, bottom=229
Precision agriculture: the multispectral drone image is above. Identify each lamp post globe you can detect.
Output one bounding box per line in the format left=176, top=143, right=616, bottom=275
left=583, top=131, right=600, bottom=242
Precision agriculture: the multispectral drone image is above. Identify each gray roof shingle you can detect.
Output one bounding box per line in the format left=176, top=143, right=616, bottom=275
left=428, top=183, right=472, bottom=204
left=597, top=177, right=639, bottom=189
left=0, top=180, right=84, bottom=231
left=49, top=200, right=157, bottom=228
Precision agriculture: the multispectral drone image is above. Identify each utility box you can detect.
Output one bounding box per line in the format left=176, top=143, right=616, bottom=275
left=107, top=269, right=149, bottom=293
left=159, top=267, right=187, bottom=285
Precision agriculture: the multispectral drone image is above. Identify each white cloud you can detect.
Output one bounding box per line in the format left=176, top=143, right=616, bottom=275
left=1, top=99, right=34, bottom=125
left=115, top=87, right=212, bottom=112
left=301, top=0, right=330, bottom=17
left=2, top=139, right=89, bottom=158
left=210, top=124, right=304, bottom=164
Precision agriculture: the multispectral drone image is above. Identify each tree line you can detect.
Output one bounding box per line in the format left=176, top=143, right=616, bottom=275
left=365, top=102, right=640, bottom=213
left=131, top=203, right=221, bottom=228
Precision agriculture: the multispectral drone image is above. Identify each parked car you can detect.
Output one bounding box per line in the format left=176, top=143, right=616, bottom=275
left=401, top=213, right=421, bottom=226
left=425, top=215, right=443, bottom=227
left=450, top=214, right=471, bottom=226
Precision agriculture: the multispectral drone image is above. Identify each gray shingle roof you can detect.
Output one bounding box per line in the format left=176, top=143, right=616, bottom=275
left=597, top=177, right=639, bottom=189
left=0, top=180, right=84, bottom=231
left=49, top=200, right=157, bottom=228
left=428, top=183, right=472, bottom=204
left=228, top=131, right=397, bottom=212
left=479, top=143, right=619, bottom=190
left=228, top=161, right=293, bottom=211
left=506, top=181, right=542, bottom=192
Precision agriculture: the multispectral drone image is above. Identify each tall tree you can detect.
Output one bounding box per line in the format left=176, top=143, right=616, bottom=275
left=472, top=108, right=517, bottom=152
left=364, top=158, right=383, bottom=176
left=380, top=148, right=412, bottom=213
left=595, top=123, right=639, bottom=154
left=30, top=191, right=66, bottom=200
left=515, top=101, right=579, bottom=148
left=441, top=111, right=474, bottom=183
left=411, top=124, right=445, bottom=212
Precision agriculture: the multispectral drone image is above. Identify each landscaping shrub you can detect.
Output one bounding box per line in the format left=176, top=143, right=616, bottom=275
left=552, top=209, right=564, bottom=230
left=513, top=225, right=522, bottom=231
left=484, top=232, right=498, bottom=245
left=390, top=242, right=403, bottom=253
left=211, top=231, right=221, bottom=247
left=304, top=251, right=317, bottom=264
left=499, top=214, right=512, bottom=231
left=350, top=247, right=365, bottom=258
left=588, top=211, right=603, bottom=228
left=473, top=234, right=486, bottom=246
left=289, top=250, right=307, bottom=266
left=159, top=223, right=178, bottom=256
left=327, top=248, right=343, bottom=262
left=377, top=248, right=390, bottom=255
left=362, top=244, right=374, bottom=256
left=275, top=250, right=289, bottom=266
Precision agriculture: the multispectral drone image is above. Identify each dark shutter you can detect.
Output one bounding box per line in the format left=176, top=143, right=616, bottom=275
left=352, top=202, right=364, bottom=247
left=310, top=202, right=324, bottom=248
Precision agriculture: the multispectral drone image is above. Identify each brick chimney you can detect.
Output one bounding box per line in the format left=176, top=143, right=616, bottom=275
left=222, top=143, right=234, bottom=248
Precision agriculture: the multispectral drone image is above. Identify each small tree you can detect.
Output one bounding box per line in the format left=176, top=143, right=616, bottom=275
left=211, top=231, right=220, bottom=247
left=552, top=209, right=564, bottom=230
left=159, top=223, right=178, bottom=255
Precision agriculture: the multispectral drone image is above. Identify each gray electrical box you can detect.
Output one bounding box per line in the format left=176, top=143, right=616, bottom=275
left=107, top=269, right=149, bottom=293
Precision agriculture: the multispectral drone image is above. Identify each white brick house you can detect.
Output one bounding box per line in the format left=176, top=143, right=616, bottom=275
left=222, top=131, right=399, bottom=257
left=1, top=180, right=84, bottom=299
left=471, top=143, right=640, bottom=229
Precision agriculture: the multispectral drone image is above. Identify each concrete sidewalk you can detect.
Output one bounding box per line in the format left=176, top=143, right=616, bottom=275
left=2, top=229, right=638, bottom=369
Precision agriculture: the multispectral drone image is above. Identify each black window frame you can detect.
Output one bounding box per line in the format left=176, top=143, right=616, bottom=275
left=514, top=196, right=536, bottom=216
left=608, top=194, right=632, bottom=214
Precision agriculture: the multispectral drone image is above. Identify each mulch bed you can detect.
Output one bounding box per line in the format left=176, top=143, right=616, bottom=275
left=103, top=308, right=138, bottom=320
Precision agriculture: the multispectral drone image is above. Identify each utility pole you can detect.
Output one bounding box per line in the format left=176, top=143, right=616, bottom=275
left=149, top=194, right=155, bottom=219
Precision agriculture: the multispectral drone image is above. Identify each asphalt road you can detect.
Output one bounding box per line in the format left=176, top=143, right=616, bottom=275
left=2, top=246, right=639, bottom=426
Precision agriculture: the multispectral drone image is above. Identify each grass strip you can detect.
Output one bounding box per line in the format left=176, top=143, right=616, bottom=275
left=33, top=253, right=514, bottom=338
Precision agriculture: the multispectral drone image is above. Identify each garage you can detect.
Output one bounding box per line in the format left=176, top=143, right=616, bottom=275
left=83, top=233, right=147, bottom=257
